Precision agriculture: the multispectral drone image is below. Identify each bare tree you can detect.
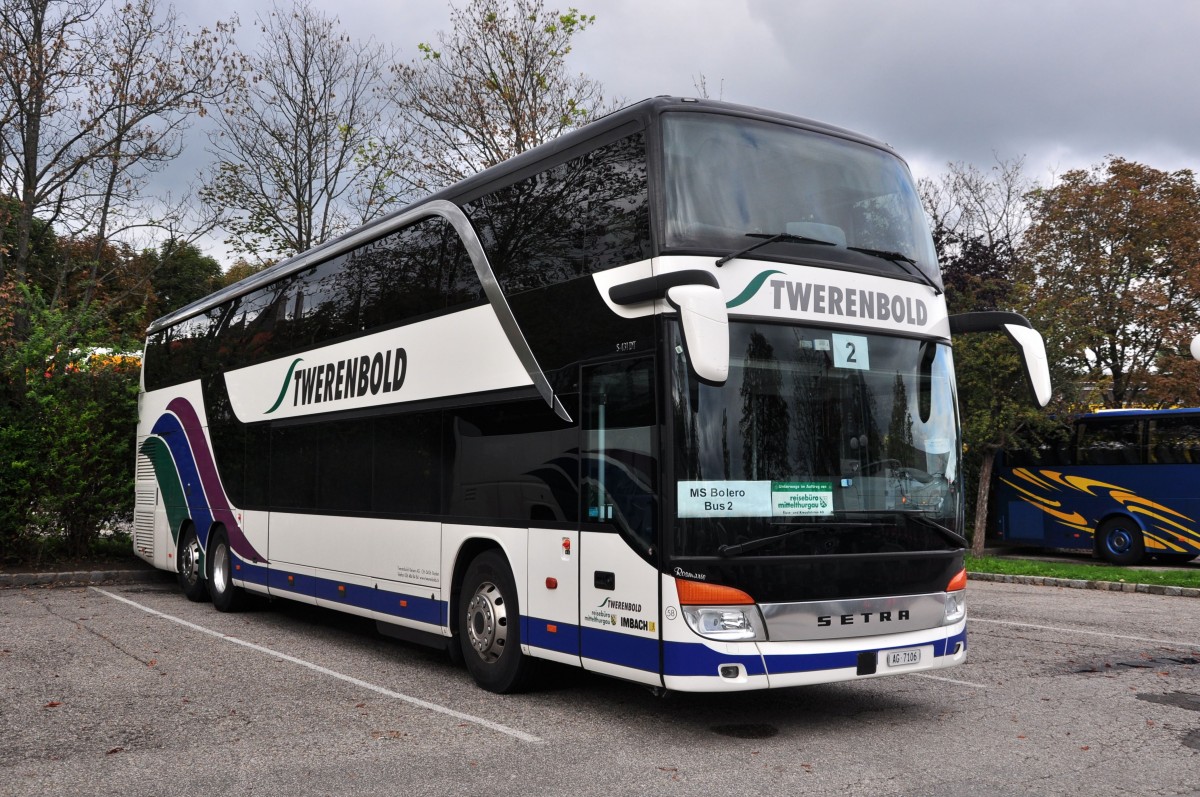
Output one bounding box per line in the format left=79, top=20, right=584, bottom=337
left=0, top=0, right=239, bottom=305
left=390, top=0, right=614, bottom=192
left=201, top=0, right=407, bottom=260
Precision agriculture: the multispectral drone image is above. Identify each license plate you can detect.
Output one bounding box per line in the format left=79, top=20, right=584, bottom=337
left=886, top=648, right=921, bottom=667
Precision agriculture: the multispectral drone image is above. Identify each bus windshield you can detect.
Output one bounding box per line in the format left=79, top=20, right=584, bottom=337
left=661, top=113, right=941, bottom=290
left=669, top=322, right=962, bottom=558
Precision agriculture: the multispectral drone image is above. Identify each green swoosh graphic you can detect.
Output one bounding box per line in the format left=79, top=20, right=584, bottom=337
left=726, top=270, right=784, bottom=308
left=265, top=358, right=303, bottom=414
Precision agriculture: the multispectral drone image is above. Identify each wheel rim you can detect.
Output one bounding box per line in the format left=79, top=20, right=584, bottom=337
left=1106, top=526, right=1133, bottom=555
left=465, top=580, right=508, bottom=663
left=180, top=534, right=201, bottom=586
left=212, top=541, right=230, bottom=594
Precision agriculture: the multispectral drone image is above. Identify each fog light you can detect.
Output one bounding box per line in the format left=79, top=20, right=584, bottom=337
left=720, top=665, right=740, bottom=679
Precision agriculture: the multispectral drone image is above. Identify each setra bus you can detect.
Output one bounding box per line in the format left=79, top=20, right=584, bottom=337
left=134, top=97, right=1051, bottom=693
left=995, top=407, right=1200, bottom=565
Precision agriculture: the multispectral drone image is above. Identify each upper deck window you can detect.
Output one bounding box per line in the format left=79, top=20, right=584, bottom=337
left=661, top=113, right=941, bottom=290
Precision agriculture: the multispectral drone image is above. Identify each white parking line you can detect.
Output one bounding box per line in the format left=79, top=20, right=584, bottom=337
left=911, top=672, right=989, bottom=689
left=92, top=587, right=543, bottom=744
left=972, top=617, right=1200, bottom=650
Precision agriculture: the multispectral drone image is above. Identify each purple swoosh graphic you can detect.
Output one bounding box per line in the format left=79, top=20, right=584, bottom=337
left=166, top=397, right=268, bottom=564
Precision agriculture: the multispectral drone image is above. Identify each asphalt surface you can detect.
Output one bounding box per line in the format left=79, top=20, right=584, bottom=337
left=3, top=577, right=1198, bottom=796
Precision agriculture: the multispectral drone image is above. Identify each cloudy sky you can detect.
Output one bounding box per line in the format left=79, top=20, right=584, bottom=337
left=172, top=0, right=1200, bottom=257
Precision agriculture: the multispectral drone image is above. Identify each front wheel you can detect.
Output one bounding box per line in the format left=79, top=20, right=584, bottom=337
left=207, top=528, right=244, bottom=612
left=1097, top=517, right=1145, bottom=566
left=458, top=550, right=534, bottom=693
left=177, top=525, right=208, bottom=602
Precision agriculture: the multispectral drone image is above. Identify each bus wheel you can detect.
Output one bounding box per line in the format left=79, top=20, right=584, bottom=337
left=1097, top=517, right=1145, bottom=566
left=177, top=525, right=208, bottom=602
left=459, top=550, right=533, bottom=693
left=207, top=528, right=244, bottom=612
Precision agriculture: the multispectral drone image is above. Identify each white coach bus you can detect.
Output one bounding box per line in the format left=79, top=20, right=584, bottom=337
left=134, top=97, right=1050, bottom=693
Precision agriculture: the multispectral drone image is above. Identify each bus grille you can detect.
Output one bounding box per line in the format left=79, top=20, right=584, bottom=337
left=136, top=449, right=155, bottom=481
left=133, top=510, right=156, bottom=557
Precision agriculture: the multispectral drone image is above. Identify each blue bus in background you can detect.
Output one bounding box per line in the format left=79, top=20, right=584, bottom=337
left=995, top=408, right=1200, bottom=565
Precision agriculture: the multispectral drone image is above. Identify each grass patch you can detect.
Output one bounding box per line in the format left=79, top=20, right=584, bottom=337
left=967, top=555, right=1200, bottom=590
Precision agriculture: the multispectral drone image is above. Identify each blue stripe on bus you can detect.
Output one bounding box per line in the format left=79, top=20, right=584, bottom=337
left=524, top=617, right=581, bottom=655
left=240, top=554, right=444, bottom=626
left=760, top=627, right=967, bottom=676
left=581, top=626, right=660, bottom=672
left=662, top=640, right=766, bottom=676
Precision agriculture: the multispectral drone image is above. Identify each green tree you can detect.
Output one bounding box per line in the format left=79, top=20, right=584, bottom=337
left=145, top=239, right=222, bottom=318
left=921, top=159, right=1072, bottom=553
left=1022, top=157, right=1200, bottom=408
left=0, top=283, right=139, bottom=561
left=390, top=0, right=614, bottom=192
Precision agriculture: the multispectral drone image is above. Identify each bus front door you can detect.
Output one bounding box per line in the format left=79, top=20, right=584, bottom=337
left=578, top=358, right=664, bottom=687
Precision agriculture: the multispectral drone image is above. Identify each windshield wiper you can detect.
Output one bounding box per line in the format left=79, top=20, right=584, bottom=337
left=716, top=232, right=836, bottom=267
left=717, top=522, right=872, bottom=558
left=904, top=512, right=968, bottom=548
left=846, top=246, right=943, bottom=295
left=837, top=509, right=967, bottom=549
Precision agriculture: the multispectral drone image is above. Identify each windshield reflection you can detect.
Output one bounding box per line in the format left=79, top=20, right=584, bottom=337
left=670, top=322, right=962, bottom=557
left=662, top=113, right=942, bottom=291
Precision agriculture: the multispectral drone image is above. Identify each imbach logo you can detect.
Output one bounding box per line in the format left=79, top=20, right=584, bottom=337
left=265, top=348, right=407, bottom=414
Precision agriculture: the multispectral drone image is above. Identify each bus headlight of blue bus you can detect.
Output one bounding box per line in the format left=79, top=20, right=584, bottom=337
left=676, top=579, right=767, bottom=642
left=942, top=569, right=967, bottom=625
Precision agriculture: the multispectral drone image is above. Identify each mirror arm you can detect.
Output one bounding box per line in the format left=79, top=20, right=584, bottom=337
left=608, top=270, right=719, bottom=306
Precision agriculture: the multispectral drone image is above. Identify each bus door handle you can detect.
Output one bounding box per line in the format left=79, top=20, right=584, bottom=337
left=594, top=571, right=615, bottom=590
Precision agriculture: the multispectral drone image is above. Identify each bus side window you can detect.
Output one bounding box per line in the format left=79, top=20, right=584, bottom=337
left=1076, top=418, right=1142, bottom=466
left=1149, top=415, right=1200, bottom=465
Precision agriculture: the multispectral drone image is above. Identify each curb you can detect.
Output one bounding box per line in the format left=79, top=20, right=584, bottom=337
left=967, top=570, right=1200, bottom=598
left=0, top=569, right=168, bottom=589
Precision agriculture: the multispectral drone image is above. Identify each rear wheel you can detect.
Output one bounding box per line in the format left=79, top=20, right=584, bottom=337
left=207, top=528, right=244, bottom=612
left=458, top=550, right=534, bottom=693
left=177, top=525, right=208, bottom=602
left=1097, top=517, right=1145, bottom=566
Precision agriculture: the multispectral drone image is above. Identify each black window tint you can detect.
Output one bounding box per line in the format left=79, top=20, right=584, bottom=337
left=319, top=419, right=374, bottom=512
left=1077, top=418, right=1142, bottom=465
left=373, top=411, right=442, bottom=515
left=224, top=279, right=294, bottom=369
left=589, top=133, right=651, bottom=271
left=359, top=217, right=484, bottom=331
left=465, top=132, right=649, bottom=295
left=1149, top=415, right=1200, bottom=464
left=144, top=305, right=228, bottom=389
left=446, top=400, right=579, bottom=524
left=270, top=425, right=318, bottom=509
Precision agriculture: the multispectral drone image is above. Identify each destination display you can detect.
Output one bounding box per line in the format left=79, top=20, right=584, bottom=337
left=676, top=480, right=834, bottom=518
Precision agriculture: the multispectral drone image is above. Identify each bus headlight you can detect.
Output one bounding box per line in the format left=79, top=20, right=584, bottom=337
left=943, top=591, right=966, bottom=625
left=681, top=605, right=767, bottom=641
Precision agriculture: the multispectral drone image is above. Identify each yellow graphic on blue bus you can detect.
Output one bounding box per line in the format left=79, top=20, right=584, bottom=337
left=999, top=468, right=1200, bottom=553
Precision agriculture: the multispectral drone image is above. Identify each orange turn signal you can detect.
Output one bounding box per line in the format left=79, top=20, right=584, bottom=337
left=947, top=569, right=968, bottom=592
left=675, top=578, right=755, bottom=606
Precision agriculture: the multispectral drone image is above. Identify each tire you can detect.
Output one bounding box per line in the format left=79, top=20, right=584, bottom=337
left=458, top=550, right=534, bottom=693
left=207, top=527, right=244, bottom=612
left=1097, top=517, right=1145, bottom=566
left=177, top=524, right=209, bottom=602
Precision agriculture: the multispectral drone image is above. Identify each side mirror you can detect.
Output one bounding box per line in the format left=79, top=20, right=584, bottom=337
left=665, top=283, right=729, bottom=384
left=1191, top=335, right=1200, bottom=361
left=609, top=270, right=729, bottom=384
left=948, top=311, right=1052, bottom=407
